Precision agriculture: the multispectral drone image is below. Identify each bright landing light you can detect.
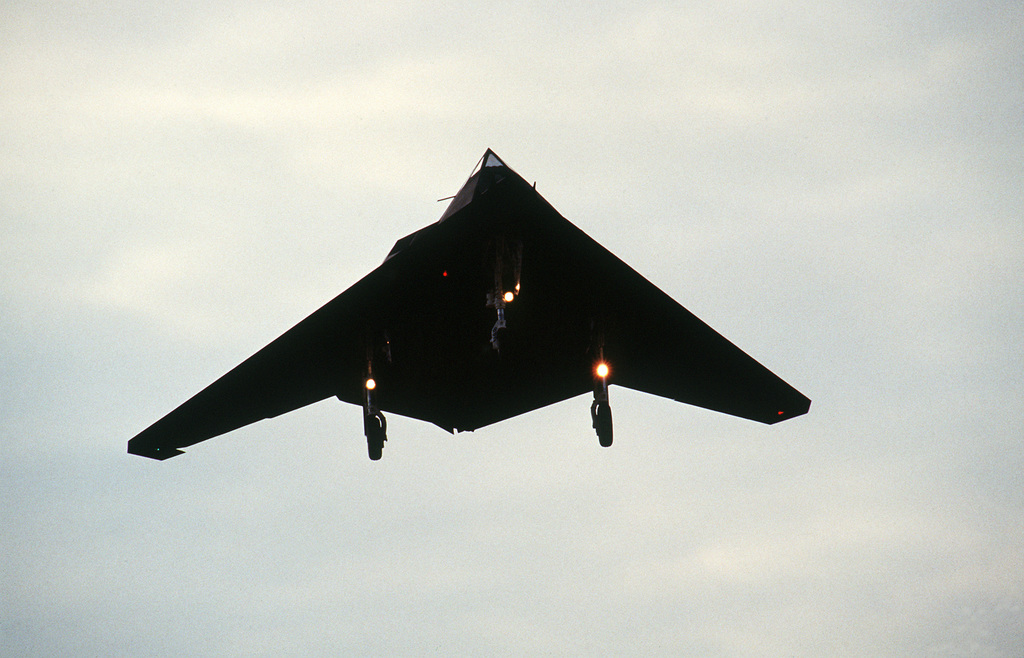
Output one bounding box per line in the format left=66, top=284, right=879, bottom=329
left=365, top=378, right=376, bottom=390
left=596, top=362, right=609, bottom=378
left=503, top=291, right=515, bottom=303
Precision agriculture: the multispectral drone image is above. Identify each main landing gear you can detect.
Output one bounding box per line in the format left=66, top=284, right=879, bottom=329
left=363, top=376, right=387, bottom=460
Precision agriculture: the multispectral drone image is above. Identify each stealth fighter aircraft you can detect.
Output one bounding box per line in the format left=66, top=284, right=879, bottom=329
left=128, top=150, right=810, bottom=461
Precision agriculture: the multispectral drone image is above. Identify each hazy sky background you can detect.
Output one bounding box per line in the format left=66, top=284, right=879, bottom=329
left=3, top=2, right=1022, bottom=655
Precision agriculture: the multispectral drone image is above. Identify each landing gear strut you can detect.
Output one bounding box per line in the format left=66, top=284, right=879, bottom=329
left=592, top=361, right=612, bottom=447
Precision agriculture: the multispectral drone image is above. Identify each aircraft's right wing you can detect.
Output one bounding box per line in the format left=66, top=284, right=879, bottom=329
left=125, top=283, right=372, bottom=459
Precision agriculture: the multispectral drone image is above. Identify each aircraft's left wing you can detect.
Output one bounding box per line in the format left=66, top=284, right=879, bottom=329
left=606, top=278, right=811, bottom=425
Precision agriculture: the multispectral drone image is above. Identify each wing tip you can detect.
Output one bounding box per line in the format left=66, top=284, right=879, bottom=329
left=127, top=441, right=185, bottom=460
left=767, top=397, right=811, bottom=424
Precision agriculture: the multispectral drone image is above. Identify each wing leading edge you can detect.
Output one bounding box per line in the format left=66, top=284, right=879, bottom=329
left=128, top=149, right=809, bottom=460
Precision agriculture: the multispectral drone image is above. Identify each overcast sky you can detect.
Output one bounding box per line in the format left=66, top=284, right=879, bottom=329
left=2, top=2, right=1022, bottom=655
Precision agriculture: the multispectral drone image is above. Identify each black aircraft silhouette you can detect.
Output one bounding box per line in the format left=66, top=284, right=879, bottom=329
left=128, top=150, right=809, bottom=461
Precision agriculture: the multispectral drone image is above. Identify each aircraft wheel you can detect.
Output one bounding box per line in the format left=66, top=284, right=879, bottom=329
left=492, top=326, right=512, bottom=356
left=365, top=414, right=385, bottom=460
left=594, top=402, right=613, bottom=447
left=367, top=435, right=383, bottom=460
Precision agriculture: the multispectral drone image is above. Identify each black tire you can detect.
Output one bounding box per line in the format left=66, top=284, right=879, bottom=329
left=367, top=436, right=383, bottom=461
left=365, top=414, right=385, bottom=460
left=492, top=326, right=512, bottom=356
left=595, top=402, right=613, bottom=447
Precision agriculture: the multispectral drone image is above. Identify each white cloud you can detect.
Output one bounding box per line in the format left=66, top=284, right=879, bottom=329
left=2, top=1, right=1023, bottom=655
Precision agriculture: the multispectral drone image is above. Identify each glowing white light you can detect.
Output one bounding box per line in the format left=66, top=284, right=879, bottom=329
left=596, top=362, right=609, bottom=378
left=365, top=378, right=376, bottom=390
left=503, top=291, right=515, bottom=303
